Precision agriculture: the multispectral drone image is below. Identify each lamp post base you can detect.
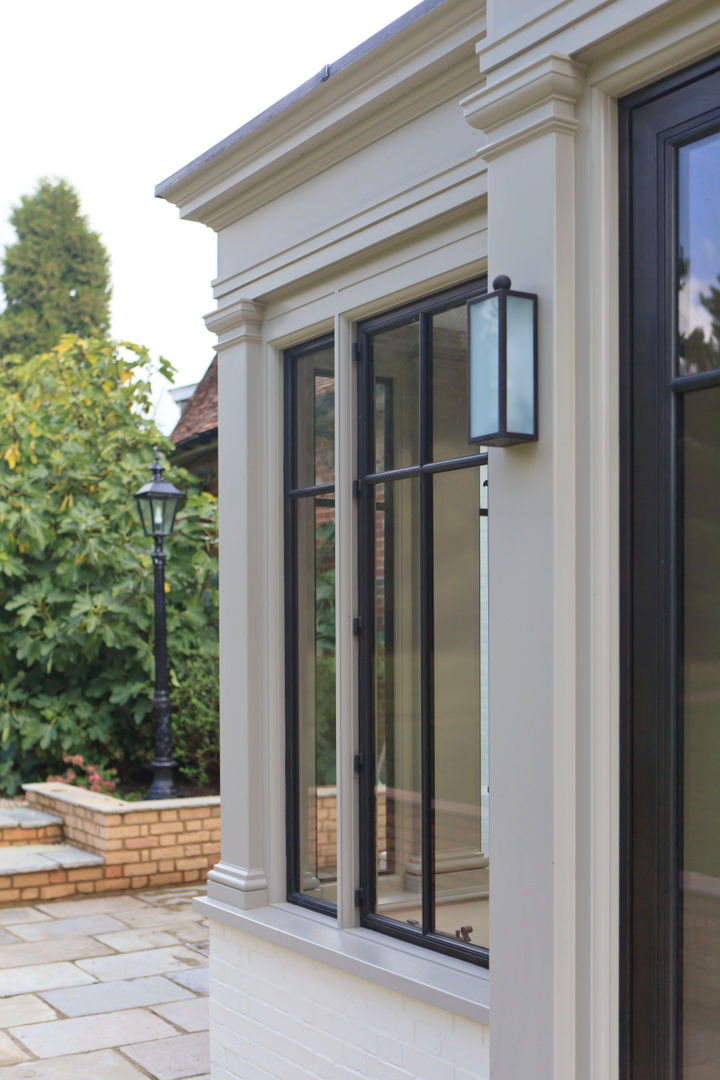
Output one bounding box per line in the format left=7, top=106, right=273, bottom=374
left=146, top=760, right=179, bottom=800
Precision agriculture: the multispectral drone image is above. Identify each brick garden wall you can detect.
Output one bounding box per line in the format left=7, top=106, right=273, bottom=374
left=13, top=783, right=220, bottom=904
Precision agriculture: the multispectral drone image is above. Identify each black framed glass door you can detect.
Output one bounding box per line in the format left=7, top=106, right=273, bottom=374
left=621, top=53, right=720, bottom=1079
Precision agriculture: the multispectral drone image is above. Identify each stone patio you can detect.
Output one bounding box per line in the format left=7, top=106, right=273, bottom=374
left=0, top=884, right=210, bottom=1078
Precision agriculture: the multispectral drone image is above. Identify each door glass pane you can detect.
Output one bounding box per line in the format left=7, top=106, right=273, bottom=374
left=433, top=465, right=488, bottom=951
left=682, top=386, right=720, bottom=1073
left=373, top=479, right=422, bottom=925
left=296, top=495, right=336, bottom=902
left=432, top=304, right=481, bottom=462
left=373, top=321, right=419, bottom=471
left=295, top=348, right=334, bottom=488
left=678, top=133, right=720, bottom=375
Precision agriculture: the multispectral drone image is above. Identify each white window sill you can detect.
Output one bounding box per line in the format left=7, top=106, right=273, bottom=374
left=194, top=893, right=489, bottom=1024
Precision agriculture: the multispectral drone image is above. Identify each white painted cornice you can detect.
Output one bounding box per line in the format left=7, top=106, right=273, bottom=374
left=204, top=299, right=265, bottom=352
left=461, top=54, right=585, bottom=159
left=157, top=0, right=485, bottom=228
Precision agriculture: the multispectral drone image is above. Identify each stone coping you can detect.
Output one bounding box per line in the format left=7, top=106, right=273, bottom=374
left=22, top=783, right=220, bottom=816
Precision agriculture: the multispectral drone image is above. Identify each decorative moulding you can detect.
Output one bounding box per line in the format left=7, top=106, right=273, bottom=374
left=461, top=53, right=586, bottom=160
left=207, top=860, right=269, bottom=909
left=204, top=299, right=265, bottom=352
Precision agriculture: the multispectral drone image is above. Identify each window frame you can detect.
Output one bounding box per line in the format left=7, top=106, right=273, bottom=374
left=355, top=278, right=489, bottom=968
left=284, top=332, right=337, bottom=916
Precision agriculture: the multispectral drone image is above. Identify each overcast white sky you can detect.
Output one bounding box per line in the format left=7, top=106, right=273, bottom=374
left=1, top=0, right=417, bottom=432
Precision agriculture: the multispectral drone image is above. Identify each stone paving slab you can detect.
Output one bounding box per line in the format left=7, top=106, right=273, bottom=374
left=0, top=885, right=210, bottom=1080
left=11, top=1007, right=177, bottom=1058
left=152, top=996, right=209, bottom=1032
left=105, top=908, right=204, bottom=931
left=0, top=1048, right=148, bottom=1078
left=0, top=936, right=112, bottom=970
left=0, top=961, right=96, bottom=996
left=0, top=909, right=50, bottom=927
left=76, top=945, right=204, bottom=982
left=8, top=914, right=126, bottom=942
left=0, top=845, right=103, bottom=874
left=0, top=809, right=63, bottom=828
left=167, top=968, right=209, bottom=996
left=0, top=1031, right=28, bottom=1065
left=94, top=928, right=185, bottom=953
left=34, top=895, right=148, bottom=918
left=0, top=995, right=57, bottom=1027
left=40, top=975, right=195, bottom=1018
left=121, top=1031, right=211, bottom=1080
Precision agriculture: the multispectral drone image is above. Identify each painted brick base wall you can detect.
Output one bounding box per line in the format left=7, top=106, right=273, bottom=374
left=208, top=920, right=490, bottom=1080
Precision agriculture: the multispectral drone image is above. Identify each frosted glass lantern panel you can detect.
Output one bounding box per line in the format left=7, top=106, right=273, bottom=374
left=506, top=294, right=535, bottom=435
left=469, top=296, right=499, bottom=440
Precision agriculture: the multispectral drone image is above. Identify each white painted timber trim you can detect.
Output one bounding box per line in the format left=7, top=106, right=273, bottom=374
left=194, top=895, right=490, bottom=1024
left=204, top=299, right=264, bottom=352
left=208, top=861, right=269, bottom=897
left=461, top=53, right=585, bottom=159
left=158, top=1, right=485, bottom=228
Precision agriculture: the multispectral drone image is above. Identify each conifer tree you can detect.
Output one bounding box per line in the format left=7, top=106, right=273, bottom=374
left=0, top=178, right=111, bottom=357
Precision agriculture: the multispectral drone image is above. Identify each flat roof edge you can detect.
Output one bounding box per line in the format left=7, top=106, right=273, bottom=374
left=155, top=0, right=450, bottom=200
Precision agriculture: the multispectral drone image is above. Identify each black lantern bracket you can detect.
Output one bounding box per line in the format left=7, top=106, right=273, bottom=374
left=467, top=274, right=538, bottom=447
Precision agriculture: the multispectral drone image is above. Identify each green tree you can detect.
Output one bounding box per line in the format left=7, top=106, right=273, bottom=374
left=0, top=335, right=218, bottom=794
left=0, top=179, right=111, bottom=357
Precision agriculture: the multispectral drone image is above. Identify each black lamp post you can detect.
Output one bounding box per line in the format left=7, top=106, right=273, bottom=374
left=135, top=447, right=184, bottom=800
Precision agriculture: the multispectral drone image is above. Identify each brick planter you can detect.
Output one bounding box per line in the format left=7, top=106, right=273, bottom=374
left=20, top=782, right=220, bottom=898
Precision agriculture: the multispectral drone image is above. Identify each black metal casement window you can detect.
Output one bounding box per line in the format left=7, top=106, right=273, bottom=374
left=621, top=53, right=720, bottom=1078
left=356, top=280, right=489, bottom=966
left=284, top=333, right=337, bottom=914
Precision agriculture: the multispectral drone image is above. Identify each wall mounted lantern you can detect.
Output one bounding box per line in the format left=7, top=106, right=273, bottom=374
left=134, top=446, right=184, bottom=800
left=467, top=274, right=538, bottom=446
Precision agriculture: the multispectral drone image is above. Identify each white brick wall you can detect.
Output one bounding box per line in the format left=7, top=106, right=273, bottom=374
left=209, top=921, right=490, bottom=1079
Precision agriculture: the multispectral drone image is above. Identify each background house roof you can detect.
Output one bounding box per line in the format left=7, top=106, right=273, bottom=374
left=171, top=356, right=218, bottom=450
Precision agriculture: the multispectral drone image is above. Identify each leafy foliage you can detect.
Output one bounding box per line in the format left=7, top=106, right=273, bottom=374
left=170, top=642, right=219, bottom=789
left=0, top=335, right=218, bottom=794
left=0, top=179, right=111, bottom=358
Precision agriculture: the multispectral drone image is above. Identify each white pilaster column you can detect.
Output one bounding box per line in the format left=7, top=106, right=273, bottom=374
left=204, top=298, right=269, bottom=910
left=462, top=54, right=586, bottom=1080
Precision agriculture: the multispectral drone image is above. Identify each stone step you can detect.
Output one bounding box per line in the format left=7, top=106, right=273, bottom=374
left=0, top=844, right=105, bottom=906
left=0, top=808, right=64, bottom=847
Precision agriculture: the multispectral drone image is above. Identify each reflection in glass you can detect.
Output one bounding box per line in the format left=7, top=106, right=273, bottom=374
left=432, top=305, right=481, bottom=462
left=678, top=133, right=720, bottom=375
left=433, top=466, right=488, bottom=950
left=373, top=480, right=422, bottom=925
left=373, top=321, right=419, bottom=471
left=682, top=386, right=720, bottom=1072
left=296, top=496, right=336, bottom=902
left=295, top=348, right=334, bottom=488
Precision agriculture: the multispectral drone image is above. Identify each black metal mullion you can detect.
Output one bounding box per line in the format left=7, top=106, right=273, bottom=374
left=284, top=355, right=300, bottom=901
left=357, top=331, right=375, bottom=921
left=419, top=310, right=434, bottom=937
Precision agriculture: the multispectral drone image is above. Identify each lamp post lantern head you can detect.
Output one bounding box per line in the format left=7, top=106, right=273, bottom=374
left=467, top=274, right=538, bottom=447
left=135, top=446, right=183, bottom=538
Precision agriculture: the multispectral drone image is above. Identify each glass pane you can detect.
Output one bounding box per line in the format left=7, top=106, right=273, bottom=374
left=295, top=347, right=334, bottom=488
left=373, top=479, right=422, bottom=925
left=469, top=295, right=499, bottom=440
left=432, top=304, right=481, bottom=462
left=506, top=294, right=535, bottom=435
left=433, top=466, right=488, bottom=951
left=682, top=386, right=720, bottom=1072
left=678, top=133, right=720, bottom=375
left=373, top=321, right=419, bottom=471
left=296, top=495, right=336, bottom=902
